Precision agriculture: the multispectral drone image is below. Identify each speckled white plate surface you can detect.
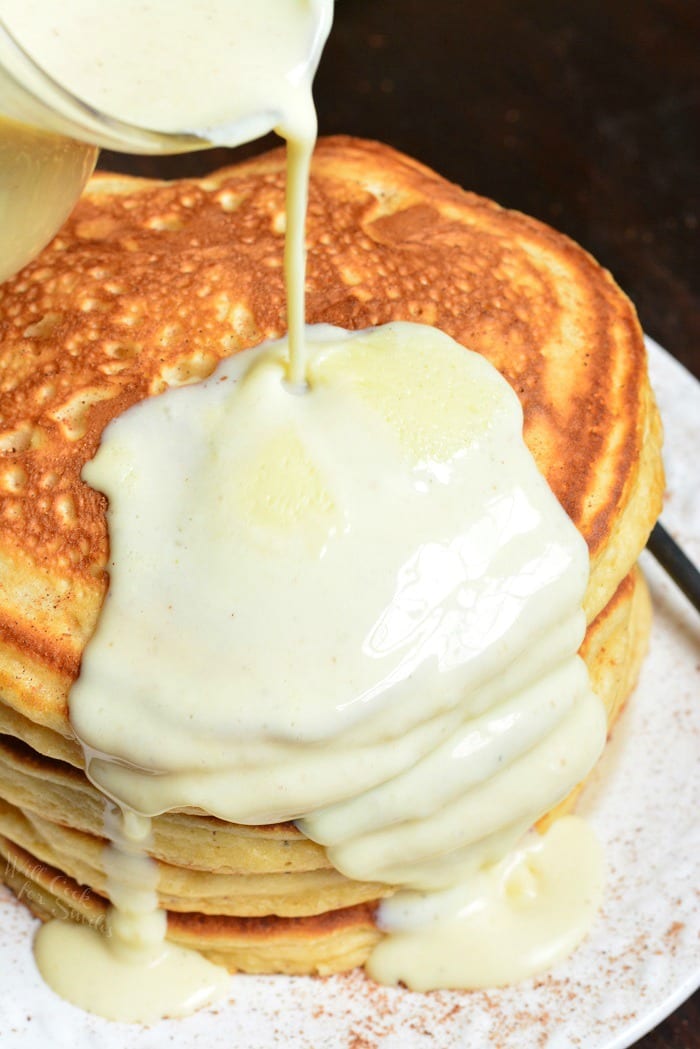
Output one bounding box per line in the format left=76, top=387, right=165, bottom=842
left=1, top=338, right=698, bottom=1049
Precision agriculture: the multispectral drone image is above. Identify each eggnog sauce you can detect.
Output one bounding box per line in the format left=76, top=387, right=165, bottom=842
left=20, top=0, right=607, bottom=1025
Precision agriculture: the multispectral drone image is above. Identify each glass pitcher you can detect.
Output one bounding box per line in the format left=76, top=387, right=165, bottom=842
left=0, top=0, right=331, bottom=282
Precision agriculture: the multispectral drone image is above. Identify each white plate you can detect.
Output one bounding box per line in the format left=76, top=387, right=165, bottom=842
left=1, top=338, right=698, bottom=1049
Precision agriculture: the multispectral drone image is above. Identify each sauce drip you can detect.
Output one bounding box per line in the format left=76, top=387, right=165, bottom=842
left=35, top=808, right=228, bottom=1021
left=367, top=816, right=604, bottom=991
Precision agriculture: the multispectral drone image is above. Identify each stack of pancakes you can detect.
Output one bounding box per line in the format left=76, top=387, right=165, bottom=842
left=0, top=137, right=663, bottom=975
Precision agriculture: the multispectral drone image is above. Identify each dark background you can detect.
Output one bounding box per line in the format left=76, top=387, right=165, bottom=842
left=100, top=2, right=699, bottom=1044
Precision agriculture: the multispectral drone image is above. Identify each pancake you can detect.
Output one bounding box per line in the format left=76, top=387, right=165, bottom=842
left=0, top=136, right=663, bottom=974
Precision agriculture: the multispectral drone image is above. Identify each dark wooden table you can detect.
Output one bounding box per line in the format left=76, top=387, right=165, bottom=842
left=100, top=2, right=699, bottom=1044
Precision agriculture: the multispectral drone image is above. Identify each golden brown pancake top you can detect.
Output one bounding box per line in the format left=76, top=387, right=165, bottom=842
left=0, top=136, right=662, bottom=731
